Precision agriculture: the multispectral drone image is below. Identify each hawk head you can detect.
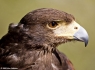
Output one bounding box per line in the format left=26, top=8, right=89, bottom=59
left=9, top=8, right=89, bottom=49
left=0, top=8, right=89, bottom=70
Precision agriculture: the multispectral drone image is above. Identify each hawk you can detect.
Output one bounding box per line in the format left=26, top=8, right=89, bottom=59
left=0, top=8, right=89, bottom=70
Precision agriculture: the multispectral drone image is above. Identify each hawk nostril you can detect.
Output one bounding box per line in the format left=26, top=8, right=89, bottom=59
left=74, top=27, right=78, bottom=29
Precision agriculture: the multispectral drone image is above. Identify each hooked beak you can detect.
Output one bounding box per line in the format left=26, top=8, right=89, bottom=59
left=74, top=26, right=89, bottom=47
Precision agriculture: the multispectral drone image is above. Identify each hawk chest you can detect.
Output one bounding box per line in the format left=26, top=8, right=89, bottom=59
left=5, top=50, right=61, bottom=70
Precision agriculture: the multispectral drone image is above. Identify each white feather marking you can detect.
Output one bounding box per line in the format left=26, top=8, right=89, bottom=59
left=37, top=57, right=41, bottom=60
left=51, top=63, right=58, bottom=70
left=11, top=54, right=18, bottom=61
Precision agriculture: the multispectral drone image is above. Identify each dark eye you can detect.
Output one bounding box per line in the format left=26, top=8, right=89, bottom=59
left=48, top=21, right=58, bottom=28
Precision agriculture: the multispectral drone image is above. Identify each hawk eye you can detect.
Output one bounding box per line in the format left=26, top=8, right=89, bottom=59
left=48, top=21, right=58, bottom=28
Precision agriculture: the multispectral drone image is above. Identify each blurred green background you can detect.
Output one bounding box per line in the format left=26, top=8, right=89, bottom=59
left=0, top=0, right=95, bottom=70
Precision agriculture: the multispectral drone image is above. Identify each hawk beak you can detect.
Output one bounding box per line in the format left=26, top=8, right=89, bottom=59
left=73, top=26, right=89, bottom=47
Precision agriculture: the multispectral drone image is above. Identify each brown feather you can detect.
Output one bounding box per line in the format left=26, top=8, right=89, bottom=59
left=0, top=8, right=75, bottom=70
